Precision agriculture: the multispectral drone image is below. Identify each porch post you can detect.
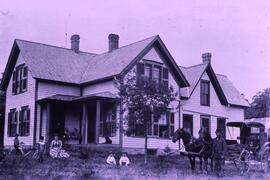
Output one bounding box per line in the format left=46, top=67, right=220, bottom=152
left=82, top=103, right=88, bottom=144
left=95, top=100, right=101, bottom=144
left=45, top=102, right=51, bottom=143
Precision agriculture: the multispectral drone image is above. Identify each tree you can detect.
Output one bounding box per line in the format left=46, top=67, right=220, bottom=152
left=115, top=72, right=177, bottom=163
left=245, top=88, right=270, bottom=119
left=0, top=90, right=5, bottom=147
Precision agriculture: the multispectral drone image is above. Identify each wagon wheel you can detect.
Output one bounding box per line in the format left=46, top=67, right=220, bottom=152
left=234, top=149, right=251, bottom=173
left=260, top=147, right=270, bottom=173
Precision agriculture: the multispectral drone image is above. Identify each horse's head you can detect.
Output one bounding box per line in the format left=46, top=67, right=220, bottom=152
left=172, top=128, right=185, bottom=143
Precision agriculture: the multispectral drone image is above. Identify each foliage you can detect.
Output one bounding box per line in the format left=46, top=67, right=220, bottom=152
left=115, top=73, right=177, bottom=136
left=115, top=73, right=177, bottom=163
left=245, top=88, right=270, bottom=119
left=246, top=88, right=270, bottom=118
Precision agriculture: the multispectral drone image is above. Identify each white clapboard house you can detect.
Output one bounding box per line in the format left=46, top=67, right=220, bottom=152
left=0, top=34, right=249, bottom=152
left=179, top=53, right=250, bottom=141
left=0, top=34, right=190, bottom=152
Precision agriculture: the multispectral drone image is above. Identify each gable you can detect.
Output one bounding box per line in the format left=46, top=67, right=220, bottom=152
left=1, top=35, right=189, bottom=92
left=180, top=63, right=228, bottom=105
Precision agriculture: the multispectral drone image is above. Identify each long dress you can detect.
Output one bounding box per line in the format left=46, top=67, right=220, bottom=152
left=49, top=140, right=70, bottom=158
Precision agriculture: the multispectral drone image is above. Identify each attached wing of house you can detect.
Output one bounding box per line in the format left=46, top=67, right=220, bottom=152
left=179, top=63, right=249, bottom=108
left=179, top=55, right=249, bottom=141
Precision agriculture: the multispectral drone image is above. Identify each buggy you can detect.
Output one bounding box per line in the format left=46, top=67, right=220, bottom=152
left=226, top=121, right=270, bottom=173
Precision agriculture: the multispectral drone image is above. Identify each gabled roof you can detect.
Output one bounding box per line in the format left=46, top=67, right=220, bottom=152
left=179, top=63, right=250, bottom=107
left=216, top=74, right=250, bottom=107
left=0, top=35, right=189, bottom=91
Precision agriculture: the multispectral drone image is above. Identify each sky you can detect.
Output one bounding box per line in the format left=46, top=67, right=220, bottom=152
left=0, top=0, right=270, bottom=101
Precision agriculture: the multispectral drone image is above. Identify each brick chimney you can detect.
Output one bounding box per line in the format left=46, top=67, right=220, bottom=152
left=71, top=34, right=80, bottom=53
left=202, top=52, right=212, bottom=63
left=108, top=34, right=119, bottom=52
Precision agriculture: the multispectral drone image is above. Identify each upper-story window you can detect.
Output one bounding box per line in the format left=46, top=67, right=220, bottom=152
left=12, top=65, right=28, bottom=95
left=136, top=61, right=169, bottom=89
left=200, top=80, right=210, bottom=106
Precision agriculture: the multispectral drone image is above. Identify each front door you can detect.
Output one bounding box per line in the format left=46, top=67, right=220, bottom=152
left=87, top=102, right=96, bottom=143
left=50, top=103, right=65, bottom=140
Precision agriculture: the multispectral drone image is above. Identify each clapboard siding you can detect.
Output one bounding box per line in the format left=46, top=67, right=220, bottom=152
left=121, top=47, right=181, bottom=150
left=4, top=53, right=36, bottom=146
left=181, top=71, right=243, bottom=140
left=82, top=81, right=117, bottom=96
left=37, top=82, right=80, bottom=100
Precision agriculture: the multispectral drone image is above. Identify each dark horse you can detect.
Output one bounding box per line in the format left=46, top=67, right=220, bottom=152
left=172, top=128, right=213, bottom=171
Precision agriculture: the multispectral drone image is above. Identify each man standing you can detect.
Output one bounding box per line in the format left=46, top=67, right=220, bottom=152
left=212, top=129, right=227, bottom=177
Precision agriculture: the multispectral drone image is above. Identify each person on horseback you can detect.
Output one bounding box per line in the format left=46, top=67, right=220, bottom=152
left=212, top=128, right=227, bottom=177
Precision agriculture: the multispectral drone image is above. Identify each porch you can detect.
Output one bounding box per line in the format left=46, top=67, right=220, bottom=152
left=37, top=92, right=120, bottom=145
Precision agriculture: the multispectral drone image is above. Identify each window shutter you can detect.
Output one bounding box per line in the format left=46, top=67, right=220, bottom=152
left=137, top=63, right=144, bottom=76
left=26, top=108, right=30, bottom=134
left=7, top=112, right=11, bottom=136
left=19, top=110, right=22, bottom=135
left=12, top=71, right=17, bottom=94
left=162, top=67, right=169, bottom=80
left=23, top=66, right=28, bottom=77
left=15, top=111, right=18, bottom=136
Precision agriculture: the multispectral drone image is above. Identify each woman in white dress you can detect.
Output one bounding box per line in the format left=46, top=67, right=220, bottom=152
left=49, top=135, right=70, bottom=158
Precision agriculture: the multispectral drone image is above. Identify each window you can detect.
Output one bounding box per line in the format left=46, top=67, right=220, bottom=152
left=133, top=111, right=174, bottom=138
left=183, top=114, right=193, bottom=135
left=19, top=106, right=30, bottom=136
left=217, top=118, right=226, bottom=138
left=200, top=80, right=210, bottom=106
left=136, top=62, right=169, bottom=89
left=100, top=105, right=117, bottom=137
left=153, top=65, right=161, bottom=82
left=12, top=65, right=28, bottom=95
left=201, top=115, right=211, bottom=134
left=8, top=109, right=17, bottom=137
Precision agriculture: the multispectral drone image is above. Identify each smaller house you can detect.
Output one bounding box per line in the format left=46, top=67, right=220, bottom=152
left=179, top=53, right=250, bottom=140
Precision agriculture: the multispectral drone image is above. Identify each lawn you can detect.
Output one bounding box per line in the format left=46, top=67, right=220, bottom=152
left=0, top=147, right=270, bottom=180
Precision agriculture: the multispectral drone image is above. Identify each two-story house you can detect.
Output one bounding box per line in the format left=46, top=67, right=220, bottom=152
left=0, top=34, right=190, bottom=152
left=179, top=53, right=250, bottom=141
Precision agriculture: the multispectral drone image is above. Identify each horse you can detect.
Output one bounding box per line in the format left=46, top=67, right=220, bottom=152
left=172, top=128, right=213, bottom=171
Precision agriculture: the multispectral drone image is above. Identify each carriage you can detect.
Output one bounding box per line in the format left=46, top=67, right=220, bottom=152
left=226, top=121, right=270, bottom=173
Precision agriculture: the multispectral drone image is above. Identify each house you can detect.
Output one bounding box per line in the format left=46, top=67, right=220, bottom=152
left=0, top=34, right=190, bottom=152
left=179, top=53, right=250, bottom=141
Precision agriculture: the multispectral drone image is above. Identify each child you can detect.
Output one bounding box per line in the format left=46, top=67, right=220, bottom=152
left=36, top=136, right=46, bottom=163
left=11, top=134, right=24, bottom=155
left=119, top=152, right=130, bottom=166
left=212, top=129, right=227, bottom=177
left=106, top=152, right=116, bottom=165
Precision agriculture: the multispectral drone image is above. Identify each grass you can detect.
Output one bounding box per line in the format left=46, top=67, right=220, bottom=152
left=0, top=148, right=270, bottom=180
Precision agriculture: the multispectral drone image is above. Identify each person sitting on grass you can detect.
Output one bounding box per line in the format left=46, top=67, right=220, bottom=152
left=106, top=152, right=116, bottom=165
left=212, top=129, right=227, bottom=177
left=49, top=135, right=70, bottom=158
left=9, top=134, right=25, bottom=155
left=36, top=136, right=46, bottom=163
left=119, top=152, right=130, bottom=166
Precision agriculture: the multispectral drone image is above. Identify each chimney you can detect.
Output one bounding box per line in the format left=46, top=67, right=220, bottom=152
left=202, top=52, right=212, bottom=63
left=71, top=34, right=80, bottom=53
left=108, top=34, right=119, bottom=52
